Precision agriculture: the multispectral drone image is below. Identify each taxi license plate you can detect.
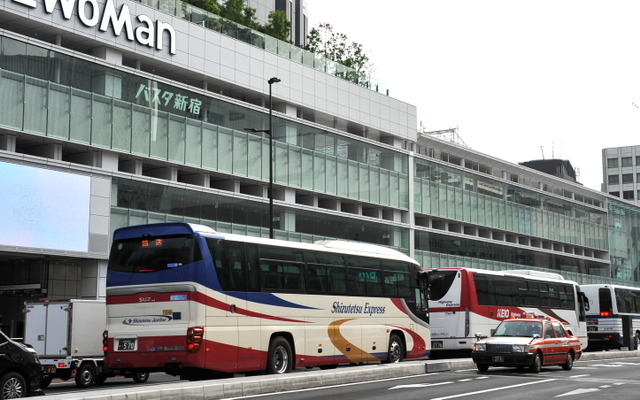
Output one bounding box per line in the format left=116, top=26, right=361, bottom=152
left=431, top=341, right=443, bottom=349
left=117, top=338, right=136, bottom=351
left=44, top=365, right=56, bottom=374
left=493, top=356, right=504, bottom=363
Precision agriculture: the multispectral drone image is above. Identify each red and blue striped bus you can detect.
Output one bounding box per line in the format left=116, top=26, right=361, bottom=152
left=103, top=223, right=430, bottom=379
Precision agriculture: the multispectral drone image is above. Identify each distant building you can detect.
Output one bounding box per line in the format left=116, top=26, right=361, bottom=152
left=519, top=159, right=578, bottom=183
left=248, top=0, right=308, bottom=47
left=602, top=145, right=640, bottom=201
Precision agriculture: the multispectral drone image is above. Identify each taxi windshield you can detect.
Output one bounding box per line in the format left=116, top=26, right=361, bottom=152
left=494, top=320, right=542, bottom=337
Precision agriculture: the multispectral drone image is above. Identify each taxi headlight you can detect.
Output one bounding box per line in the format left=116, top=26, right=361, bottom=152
left=474, top=343, right=486, bottom=352
left=512, top=345, right=529, bottom=352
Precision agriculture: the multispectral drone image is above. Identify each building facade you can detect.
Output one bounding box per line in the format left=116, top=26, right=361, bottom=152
left=0, top=0, right=639, bottom=336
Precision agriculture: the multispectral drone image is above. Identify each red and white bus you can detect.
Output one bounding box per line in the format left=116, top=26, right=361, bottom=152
left=103, top=223, right=430, bottom=379
left=426, top=267, right=588, bottom=354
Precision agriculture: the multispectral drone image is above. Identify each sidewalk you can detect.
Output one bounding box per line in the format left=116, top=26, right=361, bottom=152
left=46, top=350, right=640, bottom=400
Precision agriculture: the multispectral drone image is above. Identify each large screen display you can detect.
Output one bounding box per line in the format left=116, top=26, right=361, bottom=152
left=0, top=161, right=90, bottom=252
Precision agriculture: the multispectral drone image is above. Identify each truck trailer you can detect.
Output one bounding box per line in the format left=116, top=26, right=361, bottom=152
left=24, top=299, right=148, bottom=387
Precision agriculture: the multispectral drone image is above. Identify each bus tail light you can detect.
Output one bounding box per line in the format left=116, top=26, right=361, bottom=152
left=103, top=330, right=109, bottom=353
left=187, top=326, right=204, bottom=353
left=600, top=311, right=611, bottom=317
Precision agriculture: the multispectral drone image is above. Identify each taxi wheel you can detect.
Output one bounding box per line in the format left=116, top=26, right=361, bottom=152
left=561, top=352, right=574, bottom=371
left=476, top=364, right=489, bottom=372
left=530, top=353, right=542, bottom=373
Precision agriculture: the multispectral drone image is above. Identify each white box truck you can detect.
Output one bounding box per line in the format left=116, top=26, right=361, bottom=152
left=24, top=299, right=148, bottom=387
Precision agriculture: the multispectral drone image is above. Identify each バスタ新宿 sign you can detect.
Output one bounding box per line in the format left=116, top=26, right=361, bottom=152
left=12, top=0, right=176, bottom=54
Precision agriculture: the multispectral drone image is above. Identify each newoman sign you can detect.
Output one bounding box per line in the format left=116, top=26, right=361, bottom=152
left=13, top=0, right=177, bottom=54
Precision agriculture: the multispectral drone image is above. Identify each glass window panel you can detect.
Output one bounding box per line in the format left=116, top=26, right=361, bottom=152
left=380, top=170, right=390, bottom=206
left=47, top=83, right=70, bottom=139
left=149, top=112, right=168, bottom=159
left=185, top=121, right=201, bottom=167
left=275, top=142, right=287, bottom=185
left=337, top=159, right=349, bottom=197
left=168, top=115, right=185, bottom=163
left=217, top=126, right=233, bottom=173
left=325, top=156, right=337, bottom=195
left=24, top=77, right=47, bottom=134
left=313, top=154, right=326, bottom=192
left=112, top=100, right=132, bottom=152
left=348, top=160, right=359, bottom=199
left=359, top=165, right=370, bottom=202
left=131, top=104, right=151, bottom=156
left=91, top=95, right=112, bottom=148
left=247, top=135, right=262, bottom=179
left=289, top=146, right=301, bottom=188
left=232, top=130, right=248, bottom=176
left=202, top=123, right=217, bottom=169
left=607, top=158, right=619, bottom=168
left=0, top=70, right=24, bottom=129
left=369, top=168, right=380, bottom=204
left=70, top=90, right=92, bottom=144
left=301, top=150, right=313, bottom=190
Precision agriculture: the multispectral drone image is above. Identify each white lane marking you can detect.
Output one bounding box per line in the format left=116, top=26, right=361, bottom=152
left=430, top=378, right=556, bottom=400
left=568, top=374, right=591, bottom=378
left=555, top=388, right=600, bottom=397
left=389, top=381, right=454, bottom=390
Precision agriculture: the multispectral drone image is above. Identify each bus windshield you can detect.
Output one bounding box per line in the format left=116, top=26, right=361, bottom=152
left=108, top=235, right=201, bottom=273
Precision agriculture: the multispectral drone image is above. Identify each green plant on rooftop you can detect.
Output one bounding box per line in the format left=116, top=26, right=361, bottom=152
left=306, top=23, right=373, bottom=85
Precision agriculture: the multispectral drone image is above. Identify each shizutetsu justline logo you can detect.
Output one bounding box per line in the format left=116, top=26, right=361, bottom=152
left=13, top=0, right=177, bottom=54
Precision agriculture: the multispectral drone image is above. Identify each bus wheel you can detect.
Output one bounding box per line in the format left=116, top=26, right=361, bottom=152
left=385, top=334, right=404, bottom=363
left=132, top=372, right=149, bottom=383
left=267, top=336, right=293, bottom=374
left=75, top=363, right=96, bottom=387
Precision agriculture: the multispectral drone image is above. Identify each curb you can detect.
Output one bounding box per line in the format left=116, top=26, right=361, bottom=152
left=45, top=350, right=640, bottom=400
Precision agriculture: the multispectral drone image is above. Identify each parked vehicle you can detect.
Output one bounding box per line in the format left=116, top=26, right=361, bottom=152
left=0, top=329, right=43, bottom=398
left=471, top=316, right=582, bottom=373
left=23, top=300, right=148, bottom=388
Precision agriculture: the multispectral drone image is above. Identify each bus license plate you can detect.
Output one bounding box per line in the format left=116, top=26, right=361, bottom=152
left=493, top=356, right=504, bottom=363
left=117, top=338, right=136, bottom=351
left=431, top=341, right=443, bottom=349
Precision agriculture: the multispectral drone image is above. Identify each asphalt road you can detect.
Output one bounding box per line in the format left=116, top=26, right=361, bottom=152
left=229, top=357, right=640, bottom=400
left=40, top=351, right=640, bottom=399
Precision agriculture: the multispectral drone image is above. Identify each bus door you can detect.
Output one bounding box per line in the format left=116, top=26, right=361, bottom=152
left=427, top=270, right=464, bottom=347
left=210, top=240, right=261, bottom=371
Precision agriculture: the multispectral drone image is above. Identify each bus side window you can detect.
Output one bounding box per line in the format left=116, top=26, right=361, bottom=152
left=245, top=244, right=260, bottom=292
left=307, top=264, right=327, bottom=292
left=223, top=242, right=244, bottom=291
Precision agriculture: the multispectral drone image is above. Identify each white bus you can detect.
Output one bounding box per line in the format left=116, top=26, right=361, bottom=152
left=426, top=267, right=588, bottom=354
left=581, top=284, right=640, bottom=350
left=103, top=223, right=430, bottom=379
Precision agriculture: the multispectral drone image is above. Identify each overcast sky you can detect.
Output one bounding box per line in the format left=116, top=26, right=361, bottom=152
left=307, top=0, right=640, bottom=192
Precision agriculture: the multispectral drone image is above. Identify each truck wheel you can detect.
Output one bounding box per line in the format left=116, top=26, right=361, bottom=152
left=132, top=372, right=149, bottom=383
left=75, top=364, right=96, bottom=387
left=1, top=372, right=26, bottom=399
left=266, top=336, right=293, bottom=374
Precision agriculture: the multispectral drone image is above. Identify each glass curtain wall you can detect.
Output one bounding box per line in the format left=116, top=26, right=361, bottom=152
left=0, top=35, right=409, bottom=211
left=112, top=177, right=409, bottom=250
left=608, top=199, right=640, bottom=282
left=414, top=159, right=608, bottom=250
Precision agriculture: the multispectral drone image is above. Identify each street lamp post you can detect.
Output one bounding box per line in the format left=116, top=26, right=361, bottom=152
left=246, top=77, right=280, bottom=239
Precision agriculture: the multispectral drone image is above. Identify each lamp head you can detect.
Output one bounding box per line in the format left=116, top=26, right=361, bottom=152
left=268, top=77, right=281, bottom=85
